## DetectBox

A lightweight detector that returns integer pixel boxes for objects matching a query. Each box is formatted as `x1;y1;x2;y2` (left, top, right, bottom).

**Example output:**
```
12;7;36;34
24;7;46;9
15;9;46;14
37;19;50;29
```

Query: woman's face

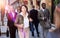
21;6;26;12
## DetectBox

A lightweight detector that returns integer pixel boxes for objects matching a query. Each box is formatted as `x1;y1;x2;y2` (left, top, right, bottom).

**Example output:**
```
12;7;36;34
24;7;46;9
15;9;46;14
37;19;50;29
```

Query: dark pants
9;26;16;38
8;21;16;38
29;22;34;33
29;22;39;36
34;23;39;35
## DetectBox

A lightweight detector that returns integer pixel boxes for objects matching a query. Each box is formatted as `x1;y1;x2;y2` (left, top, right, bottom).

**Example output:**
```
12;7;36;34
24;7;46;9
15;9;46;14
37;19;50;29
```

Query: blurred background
0;0;60;38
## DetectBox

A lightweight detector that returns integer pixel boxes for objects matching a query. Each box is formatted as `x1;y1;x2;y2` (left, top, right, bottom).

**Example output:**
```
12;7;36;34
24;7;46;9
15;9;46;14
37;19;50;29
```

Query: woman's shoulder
17;13;22;16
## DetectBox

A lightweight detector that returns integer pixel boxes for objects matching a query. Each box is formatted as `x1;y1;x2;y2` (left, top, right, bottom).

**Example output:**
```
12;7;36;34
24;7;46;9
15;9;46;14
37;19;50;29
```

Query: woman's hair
20;5;28;12
17;6;21;13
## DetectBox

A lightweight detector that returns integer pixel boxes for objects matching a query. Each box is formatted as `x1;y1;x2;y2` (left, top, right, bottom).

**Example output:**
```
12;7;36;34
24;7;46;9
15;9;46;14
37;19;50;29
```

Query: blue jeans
29;22;34;32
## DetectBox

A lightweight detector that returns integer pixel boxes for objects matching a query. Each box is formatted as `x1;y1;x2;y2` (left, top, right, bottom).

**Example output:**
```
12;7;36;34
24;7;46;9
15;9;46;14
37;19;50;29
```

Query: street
0;24;53;38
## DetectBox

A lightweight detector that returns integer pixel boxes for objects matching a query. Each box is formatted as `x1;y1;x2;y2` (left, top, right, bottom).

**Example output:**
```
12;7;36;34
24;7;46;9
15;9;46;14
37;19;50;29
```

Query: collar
20;12;28;17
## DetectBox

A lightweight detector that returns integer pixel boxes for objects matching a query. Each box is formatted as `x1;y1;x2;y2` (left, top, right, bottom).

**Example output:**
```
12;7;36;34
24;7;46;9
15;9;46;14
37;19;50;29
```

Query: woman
48;3;60;38
15;5;29;38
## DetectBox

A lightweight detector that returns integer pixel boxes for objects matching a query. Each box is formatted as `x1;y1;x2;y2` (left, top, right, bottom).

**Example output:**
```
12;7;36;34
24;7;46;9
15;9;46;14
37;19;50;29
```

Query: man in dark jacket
7;6;17;38
29;5;39;37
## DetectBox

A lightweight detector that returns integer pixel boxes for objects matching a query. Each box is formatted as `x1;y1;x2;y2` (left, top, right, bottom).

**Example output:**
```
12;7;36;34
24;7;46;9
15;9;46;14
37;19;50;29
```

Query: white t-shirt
41;8;45;12
20;12;29;29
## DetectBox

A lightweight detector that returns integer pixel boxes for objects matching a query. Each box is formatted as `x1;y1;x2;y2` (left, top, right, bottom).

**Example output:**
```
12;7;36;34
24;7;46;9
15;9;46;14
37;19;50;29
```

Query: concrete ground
0;24;42;38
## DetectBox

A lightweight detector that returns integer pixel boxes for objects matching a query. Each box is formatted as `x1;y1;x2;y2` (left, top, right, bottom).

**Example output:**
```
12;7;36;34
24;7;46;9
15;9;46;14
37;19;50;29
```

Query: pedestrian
15;5;30;38
7;6;17;38
29;5;39;37
38;3;51;38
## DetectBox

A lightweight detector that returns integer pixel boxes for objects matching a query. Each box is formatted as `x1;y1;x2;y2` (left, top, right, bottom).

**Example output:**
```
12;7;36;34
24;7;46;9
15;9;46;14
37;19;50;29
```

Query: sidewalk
0;24;41;38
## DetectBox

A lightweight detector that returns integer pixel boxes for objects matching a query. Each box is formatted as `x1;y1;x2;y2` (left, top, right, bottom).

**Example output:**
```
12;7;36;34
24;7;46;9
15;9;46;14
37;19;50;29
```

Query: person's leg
9;27;16;38
39;24;44;38
9;27;12;38
43;22;49;38
43;28;45;38
39;22;44;38
44;29;48;38
29;22;34;36
13;28;16;38
34;23;39;37
25;28;29;38
6;28;9;37
40;21;46;38
18;29;24;38
42;23;48;38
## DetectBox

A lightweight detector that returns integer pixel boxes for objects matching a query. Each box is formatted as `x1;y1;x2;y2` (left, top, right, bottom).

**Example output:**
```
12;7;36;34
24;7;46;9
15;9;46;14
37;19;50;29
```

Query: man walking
38;3;50;38
29;5;39;37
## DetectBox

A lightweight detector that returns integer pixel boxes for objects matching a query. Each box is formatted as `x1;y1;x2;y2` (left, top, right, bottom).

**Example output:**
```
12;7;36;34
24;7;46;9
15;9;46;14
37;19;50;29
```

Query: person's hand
18;24;24;29
49;29;54;32
42;17;47;21
42;17;45;20
29;18;33;22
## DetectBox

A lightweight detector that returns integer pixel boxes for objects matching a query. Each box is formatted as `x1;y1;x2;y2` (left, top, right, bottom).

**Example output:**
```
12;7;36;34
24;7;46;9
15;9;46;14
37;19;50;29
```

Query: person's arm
14;14;24;29
28;11;33;22
29;18;33;22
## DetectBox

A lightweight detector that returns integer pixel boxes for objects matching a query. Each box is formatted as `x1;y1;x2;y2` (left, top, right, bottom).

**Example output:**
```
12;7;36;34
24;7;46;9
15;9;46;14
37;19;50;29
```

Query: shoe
32;33;34;37
37;34;39;37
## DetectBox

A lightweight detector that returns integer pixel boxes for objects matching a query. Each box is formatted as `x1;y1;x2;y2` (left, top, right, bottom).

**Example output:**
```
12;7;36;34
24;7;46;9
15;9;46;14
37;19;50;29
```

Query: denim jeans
29;22;34;32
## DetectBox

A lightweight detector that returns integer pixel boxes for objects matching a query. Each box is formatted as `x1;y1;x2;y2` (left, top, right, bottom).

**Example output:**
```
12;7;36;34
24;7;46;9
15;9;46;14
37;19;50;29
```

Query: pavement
0;25;42;38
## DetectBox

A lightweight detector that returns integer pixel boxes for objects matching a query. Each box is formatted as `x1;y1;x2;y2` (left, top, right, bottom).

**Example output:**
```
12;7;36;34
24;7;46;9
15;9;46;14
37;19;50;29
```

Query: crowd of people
5;2;58;38
5;3;51;38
